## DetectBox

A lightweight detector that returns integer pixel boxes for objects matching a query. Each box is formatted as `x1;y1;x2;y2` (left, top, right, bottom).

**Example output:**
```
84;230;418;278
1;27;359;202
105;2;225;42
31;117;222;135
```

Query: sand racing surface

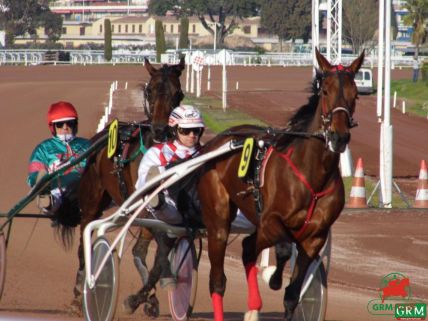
0;63;426;321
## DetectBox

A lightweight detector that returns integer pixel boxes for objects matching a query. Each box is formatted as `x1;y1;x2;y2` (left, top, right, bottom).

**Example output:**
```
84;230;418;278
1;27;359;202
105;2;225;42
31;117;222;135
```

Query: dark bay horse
67;57;185;311
195;49;364;321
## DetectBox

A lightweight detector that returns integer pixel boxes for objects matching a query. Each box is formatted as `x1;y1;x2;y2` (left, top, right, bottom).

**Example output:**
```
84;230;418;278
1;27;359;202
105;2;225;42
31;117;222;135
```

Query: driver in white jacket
135;105;205;224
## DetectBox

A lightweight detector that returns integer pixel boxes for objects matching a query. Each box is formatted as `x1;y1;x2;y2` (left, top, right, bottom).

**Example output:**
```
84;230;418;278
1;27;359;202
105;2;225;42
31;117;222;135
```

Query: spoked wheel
292;261;327;321
83;236;120;321
168;237;198;321
0;232;6;299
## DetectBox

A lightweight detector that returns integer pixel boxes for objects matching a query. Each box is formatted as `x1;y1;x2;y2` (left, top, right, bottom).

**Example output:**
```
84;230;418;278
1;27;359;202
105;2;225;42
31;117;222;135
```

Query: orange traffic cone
414;160;428;208
347;157;368;208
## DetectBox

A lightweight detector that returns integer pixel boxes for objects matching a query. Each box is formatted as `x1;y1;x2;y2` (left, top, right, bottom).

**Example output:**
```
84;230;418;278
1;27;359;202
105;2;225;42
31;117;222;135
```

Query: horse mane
275;72;323;148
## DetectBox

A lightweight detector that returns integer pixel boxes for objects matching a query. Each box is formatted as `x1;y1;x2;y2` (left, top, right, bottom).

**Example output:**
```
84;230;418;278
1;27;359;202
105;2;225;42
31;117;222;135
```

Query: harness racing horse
196;49;364;321
68;57;185;312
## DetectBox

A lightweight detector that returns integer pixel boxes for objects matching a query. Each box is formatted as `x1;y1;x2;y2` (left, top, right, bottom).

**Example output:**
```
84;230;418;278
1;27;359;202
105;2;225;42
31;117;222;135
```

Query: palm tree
403;0;428;58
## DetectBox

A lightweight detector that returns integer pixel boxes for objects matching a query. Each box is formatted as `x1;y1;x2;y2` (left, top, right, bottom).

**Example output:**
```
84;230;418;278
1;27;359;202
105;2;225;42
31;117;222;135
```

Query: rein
220;127;324;140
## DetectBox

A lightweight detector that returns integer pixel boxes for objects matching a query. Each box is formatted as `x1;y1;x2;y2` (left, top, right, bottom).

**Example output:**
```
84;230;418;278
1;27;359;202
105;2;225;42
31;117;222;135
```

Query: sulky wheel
0;232;6;299
292;261;327;321
83;236;120;321
168;237;198;321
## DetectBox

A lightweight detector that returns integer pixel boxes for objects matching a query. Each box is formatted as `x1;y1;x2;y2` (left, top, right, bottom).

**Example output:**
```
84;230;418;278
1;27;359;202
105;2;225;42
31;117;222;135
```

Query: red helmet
47;101;78;134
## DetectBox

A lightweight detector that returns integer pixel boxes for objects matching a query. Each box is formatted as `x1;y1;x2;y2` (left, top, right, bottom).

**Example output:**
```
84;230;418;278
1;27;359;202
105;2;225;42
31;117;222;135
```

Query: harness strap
273;146;337;240
115;126;147;201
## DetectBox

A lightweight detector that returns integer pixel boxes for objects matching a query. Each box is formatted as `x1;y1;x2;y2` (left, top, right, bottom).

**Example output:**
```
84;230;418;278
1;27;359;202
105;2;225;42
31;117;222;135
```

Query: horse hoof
143;294;160;318
244;310;259;321
268;272;283;291
123;295;139;315
69;298;83;317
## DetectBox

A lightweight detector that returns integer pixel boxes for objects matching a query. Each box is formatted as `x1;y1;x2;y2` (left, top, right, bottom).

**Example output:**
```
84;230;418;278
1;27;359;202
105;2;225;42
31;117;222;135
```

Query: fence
0;49;417;68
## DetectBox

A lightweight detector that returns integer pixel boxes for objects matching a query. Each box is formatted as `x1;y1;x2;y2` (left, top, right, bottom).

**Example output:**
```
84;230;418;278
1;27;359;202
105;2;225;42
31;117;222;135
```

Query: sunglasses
177;127;202;136
54;120;77;128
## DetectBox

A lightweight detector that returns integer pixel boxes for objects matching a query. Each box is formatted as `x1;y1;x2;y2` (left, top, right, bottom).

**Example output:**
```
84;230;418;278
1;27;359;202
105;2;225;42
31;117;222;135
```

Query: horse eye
323;89;328;95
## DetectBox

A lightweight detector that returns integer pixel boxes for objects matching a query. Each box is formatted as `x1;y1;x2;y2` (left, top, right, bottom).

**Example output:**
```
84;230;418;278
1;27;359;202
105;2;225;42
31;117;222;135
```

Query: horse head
144;57;185;141
315;48;364;153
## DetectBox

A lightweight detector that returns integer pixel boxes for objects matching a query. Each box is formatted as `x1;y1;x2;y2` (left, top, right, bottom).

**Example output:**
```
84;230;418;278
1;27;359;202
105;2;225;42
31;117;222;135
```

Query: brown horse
196;49;364;321
69;57;185;311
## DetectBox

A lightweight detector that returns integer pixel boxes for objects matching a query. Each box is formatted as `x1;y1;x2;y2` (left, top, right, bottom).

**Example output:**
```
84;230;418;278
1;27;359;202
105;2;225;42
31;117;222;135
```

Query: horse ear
349;50;365;74
176;56;185;72
315;47;332;72
144;57;157;76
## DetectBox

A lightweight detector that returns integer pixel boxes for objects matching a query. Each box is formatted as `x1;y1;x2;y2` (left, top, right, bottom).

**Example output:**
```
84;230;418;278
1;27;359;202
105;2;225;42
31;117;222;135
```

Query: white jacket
135;140;198;190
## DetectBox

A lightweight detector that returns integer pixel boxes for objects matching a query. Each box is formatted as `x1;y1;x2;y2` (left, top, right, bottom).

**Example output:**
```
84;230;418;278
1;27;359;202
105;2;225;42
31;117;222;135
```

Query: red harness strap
271;146;337;240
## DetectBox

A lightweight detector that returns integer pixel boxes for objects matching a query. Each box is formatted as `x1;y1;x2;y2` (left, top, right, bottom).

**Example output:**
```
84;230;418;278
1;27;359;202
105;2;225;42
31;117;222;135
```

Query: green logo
367;272;426;320
395;303;426;320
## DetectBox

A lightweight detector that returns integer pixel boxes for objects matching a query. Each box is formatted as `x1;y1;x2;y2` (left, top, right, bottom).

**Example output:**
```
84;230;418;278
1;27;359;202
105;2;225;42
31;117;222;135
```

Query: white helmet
168;105;204;128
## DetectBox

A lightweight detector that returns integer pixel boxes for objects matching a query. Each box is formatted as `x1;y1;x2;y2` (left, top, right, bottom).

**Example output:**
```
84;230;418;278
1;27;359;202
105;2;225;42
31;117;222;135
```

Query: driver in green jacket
27;101;90;219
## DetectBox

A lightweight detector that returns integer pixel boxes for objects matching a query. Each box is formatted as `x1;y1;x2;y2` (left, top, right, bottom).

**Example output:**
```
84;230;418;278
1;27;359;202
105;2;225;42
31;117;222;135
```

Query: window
80;27;85;36
132;24;135;33
99;25;102;33
192;24;195;33
125;24;128;33
62;27;67;34
170;25;174;33
112;25;115;33
178;25;181;33
118;25;122;33
139;24;142;33
243;26;251;34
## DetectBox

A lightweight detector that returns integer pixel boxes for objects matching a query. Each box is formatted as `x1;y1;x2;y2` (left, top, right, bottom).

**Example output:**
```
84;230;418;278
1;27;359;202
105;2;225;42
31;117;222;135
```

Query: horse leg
71;167;110;312
132;227;153;285
241;233;266;321
123;231;175;316
207;228;229;321
283;248;312;321
269;241;293;291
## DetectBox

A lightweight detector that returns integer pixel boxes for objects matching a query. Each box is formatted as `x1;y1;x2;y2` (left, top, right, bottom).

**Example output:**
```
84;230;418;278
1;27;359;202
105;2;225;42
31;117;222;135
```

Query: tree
178;17;189;48
0;0;62;46
155;19;166;62
148;0;259;47
104;18;112;62
148;0;176;15
259;0;311;43
40;10;62;43
403;0;428;58
342;0;378;53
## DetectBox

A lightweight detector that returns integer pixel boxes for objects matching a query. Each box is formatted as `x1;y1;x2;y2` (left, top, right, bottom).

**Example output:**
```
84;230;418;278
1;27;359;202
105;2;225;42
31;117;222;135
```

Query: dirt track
0;64;427;321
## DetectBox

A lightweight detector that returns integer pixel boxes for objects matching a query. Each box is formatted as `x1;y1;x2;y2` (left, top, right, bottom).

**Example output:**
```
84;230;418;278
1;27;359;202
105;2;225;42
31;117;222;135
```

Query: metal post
222;50;227;110
376;0;385;121
381;0;393;207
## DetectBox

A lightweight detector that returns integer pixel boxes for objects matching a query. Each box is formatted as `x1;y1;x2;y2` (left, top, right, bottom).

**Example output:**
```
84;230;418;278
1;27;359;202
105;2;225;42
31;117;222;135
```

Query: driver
27;101;90;222
135;104;205;225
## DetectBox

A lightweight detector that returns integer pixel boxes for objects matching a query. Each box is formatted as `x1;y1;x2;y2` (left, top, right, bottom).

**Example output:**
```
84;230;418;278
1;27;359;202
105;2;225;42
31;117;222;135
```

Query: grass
182;96;267;133
390;79;428;117
184;94;412;208
342;177;411;209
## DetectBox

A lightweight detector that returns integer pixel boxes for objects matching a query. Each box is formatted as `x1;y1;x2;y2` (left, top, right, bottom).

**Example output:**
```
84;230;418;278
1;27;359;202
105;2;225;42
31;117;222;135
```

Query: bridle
318;64;358;139
143;66;184;122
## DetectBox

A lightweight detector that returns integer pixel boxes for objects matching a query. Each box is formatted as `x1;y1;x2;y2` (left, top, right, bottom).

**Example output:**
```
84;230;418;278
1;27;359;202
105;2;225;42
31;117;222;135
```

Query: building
49;0;149;22
15;15;277;50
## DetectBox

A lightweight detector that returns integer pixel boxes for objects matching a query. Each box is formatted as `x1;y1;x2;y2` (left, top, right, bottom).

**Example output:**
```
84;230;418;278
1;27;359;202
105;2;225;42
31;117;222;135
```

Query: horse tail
53;224;75;251
52;193;81;250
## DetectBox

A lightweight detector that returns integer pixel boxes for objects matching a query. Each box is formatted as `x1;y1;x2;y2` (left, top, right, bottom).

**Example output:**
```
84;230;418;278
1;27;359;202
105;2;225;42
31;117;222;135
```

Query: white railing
0;48;417;68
